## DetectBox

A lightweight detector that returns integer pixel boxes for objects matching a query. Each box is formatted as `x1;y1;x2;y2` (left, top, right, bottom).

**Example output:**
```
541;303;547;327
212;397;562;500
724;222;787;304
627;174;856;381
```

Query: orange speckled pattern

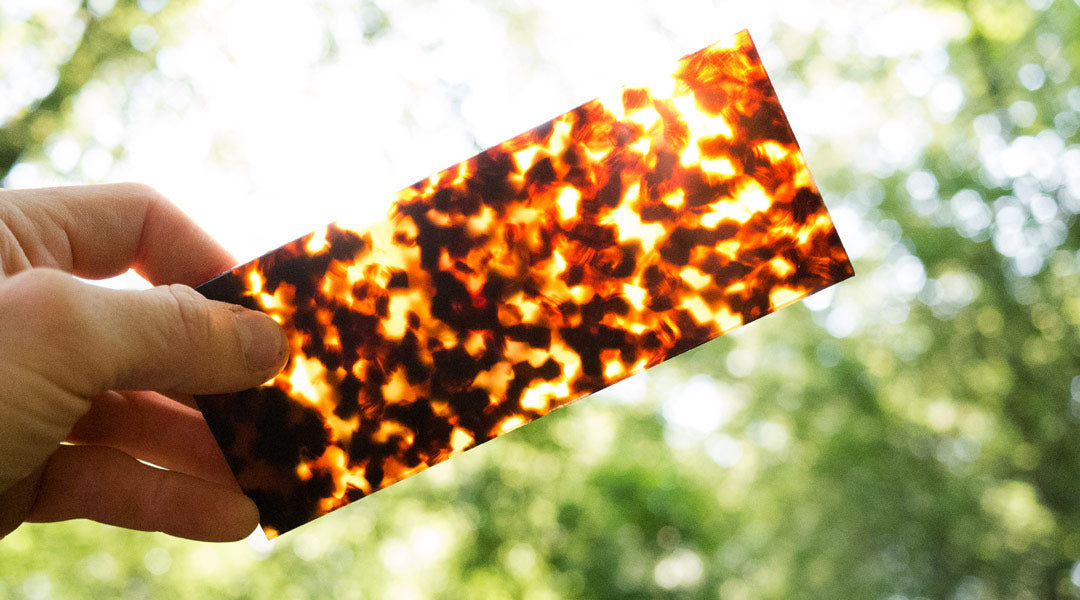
196;30;853;537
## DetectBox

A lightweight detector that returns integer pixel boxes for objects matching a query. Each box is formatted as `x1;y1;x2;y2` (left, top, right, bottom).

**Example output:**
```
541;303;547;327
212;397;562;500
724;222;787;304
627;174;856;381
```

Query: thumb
0;268;288;396
0;268;287;488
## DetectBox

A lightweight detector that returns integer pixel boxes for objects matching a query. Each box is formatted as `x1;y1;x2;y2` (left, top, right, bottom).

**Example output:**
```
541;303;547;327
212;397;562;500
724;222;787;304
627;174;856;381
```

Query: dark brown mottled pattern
196;30;854;537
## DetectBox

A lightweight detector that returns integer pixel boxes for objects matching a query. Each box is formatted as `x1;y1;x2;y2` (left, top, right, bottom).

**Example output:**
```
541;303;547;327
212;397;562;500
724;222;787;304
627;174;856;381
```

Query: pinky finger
26;445;259;543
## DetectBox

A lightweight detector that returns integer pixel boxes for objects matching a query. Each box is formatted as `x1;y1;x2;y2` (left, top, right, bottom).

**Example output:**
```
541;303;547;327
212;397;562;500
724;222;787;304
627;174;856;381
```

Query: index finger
0;183;235;286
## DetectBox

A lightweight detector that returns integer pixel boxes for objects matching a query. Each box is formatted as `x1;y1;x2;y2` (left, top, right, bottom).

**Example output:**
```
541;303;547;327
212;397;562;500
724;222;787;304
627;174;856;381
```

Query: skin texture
0;183;289;542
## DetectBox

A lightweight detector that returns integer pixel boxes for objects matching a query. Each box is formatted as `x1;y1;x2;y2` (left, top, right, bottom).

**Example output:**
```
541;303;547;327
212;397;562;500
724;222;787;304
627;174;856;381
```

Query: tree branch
0;1;148;183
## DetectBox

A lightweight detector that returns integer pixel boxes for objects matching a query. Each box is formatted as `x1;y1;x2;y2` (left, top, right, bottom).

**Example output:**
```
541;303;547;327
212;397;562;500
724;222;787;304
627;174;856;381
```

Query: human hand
0;183;288;542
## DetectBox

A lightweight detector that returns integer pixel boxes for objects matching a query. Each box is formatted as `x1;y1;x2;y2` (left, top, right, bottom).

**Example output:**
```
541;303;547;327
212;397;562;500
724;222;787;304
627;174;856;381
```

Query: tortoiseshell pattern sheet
196;30;854;537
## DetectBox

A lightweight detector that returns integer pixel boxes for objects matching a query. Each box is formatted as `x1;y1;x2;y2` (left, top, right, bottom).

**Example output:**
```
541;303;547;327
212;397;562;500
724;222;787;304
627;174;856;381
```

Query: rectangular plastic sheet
196;30;854;537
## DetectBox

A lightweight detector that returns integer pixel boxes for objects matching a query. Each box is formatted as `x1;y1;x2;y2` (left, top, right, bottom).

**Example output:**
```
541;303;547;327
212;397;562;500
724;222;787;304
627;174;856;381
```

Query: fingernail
234;309;287;372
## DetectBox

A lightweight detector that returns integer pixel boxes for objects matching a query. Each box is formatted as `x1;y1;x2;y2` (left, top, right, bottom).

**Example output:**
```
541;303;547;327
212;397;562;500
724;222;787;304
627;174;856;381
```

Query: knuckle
159;283;215;343
0;270;108;394
118;182;167;205
132;468;169;531
0;269;82;336
1;268;75;310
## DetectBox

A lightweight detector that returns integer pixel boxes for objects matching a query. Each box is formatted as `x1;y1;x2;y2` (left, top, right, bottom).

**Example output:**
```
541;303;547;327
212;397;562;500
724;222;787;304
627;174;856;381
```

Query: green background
1;0;1079;597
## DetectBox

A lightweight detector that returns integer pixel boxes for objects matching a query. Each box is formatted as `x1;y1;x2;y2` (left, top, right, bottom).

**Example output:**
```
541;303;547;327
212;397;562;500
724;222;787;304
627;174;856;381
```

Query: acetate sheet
196;30;854;536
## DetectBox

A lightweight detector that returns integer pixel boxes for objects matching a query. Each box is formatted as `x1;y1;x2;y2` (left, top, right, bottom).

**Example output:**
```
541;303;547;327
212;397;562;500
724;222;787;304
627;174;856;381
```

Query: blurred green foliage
0;0;191;180
1;0;1078;598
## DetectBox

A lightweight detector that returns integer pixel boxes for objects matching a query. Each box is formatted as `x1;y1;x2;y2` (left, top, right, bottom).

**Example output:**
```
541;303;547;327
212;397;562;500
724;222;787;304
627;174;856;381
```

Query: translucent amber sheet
196;30;854;536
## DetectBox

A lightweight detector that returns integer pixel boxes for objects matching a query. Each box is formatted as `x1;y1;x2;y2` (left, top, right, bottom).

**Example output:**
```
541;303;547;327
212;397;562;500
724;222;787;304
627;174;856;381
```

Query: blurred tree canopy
0;0;192;181
1;0;1078;599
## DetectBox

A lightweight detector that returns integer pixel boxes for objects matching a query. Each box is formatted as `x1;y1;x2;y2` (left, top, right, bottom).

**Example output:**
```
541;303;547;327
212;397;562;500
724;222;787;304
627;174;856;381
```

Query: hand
0;183;288;542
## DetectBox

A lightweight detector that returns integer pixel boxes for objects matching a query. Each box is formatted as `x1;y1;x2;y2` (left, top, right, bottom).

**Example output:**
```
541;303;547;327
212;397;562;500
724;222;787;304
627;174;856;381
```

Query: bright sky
3;0;973;268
